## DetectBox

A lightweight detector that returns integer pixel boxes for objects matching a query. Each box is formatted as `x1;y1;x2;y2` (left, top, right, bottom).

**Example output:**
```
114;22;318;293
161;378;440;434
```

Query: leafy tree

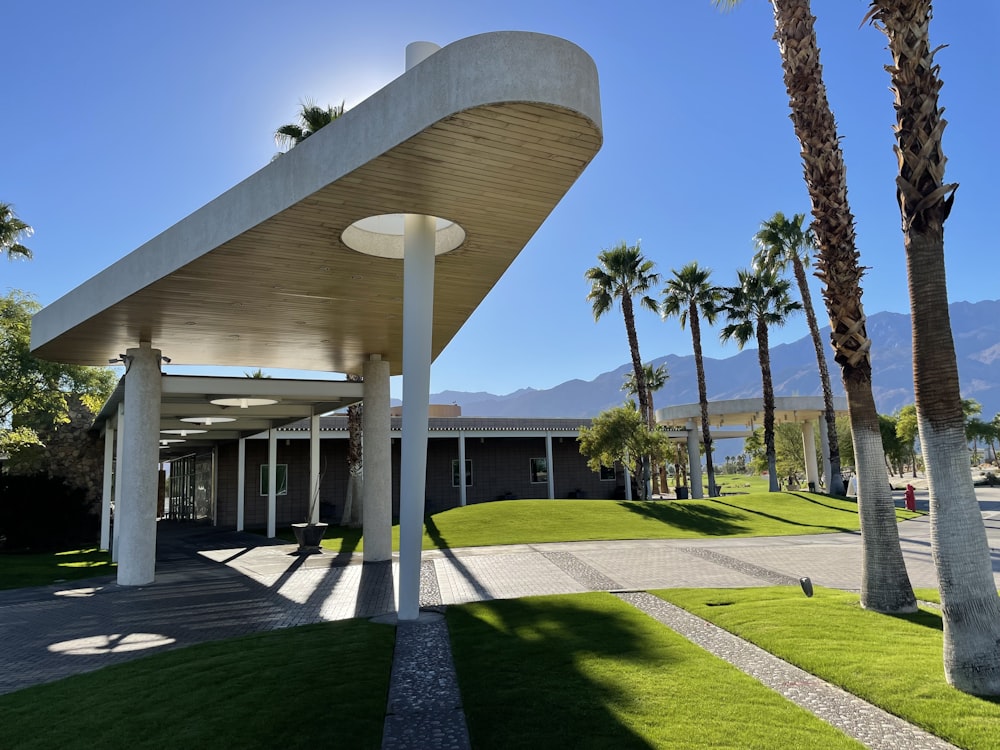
0;291;116;454
867;0;1000;692
578;406;671;491
0;202;33;263
662;262;722;497
753;211;844;495
879;413;906;476
585;241;660;498
836;415;855;473
714;0;917;617
718;266;800;492
274;100;345;153
622;363;668;494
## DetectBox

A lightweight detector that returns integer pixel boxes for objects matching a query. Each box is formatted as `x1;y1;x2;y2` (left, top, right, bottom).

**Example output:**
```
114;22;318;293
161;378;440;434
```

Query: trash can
808;482;816;492
675;486;689;500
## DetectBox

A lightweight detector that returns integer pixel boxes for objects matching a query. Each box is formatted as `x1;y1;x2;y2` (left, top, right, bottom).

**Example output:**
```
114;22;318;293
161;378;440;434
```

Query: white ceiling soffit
31;32;603;376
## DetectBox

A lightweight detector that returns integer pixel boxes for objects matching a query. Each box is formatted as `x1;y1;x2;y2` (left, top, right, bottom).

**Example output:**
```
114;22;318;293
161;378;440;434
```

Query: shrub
0;474;98;552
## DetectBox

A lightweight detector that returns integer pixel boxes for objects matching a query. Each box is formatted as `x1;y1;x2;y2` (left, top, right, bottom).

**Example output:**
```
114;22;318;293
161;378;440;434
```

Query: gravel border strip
680;546;802;586
617;591;959;750
381;615;471;750
542;550;623;590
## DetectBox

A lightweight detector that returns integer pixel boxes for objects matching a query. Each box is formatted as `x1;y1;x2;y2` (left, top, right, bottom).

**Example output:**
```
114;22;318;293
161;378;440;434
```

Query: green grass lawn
655;586;1000;750
0;547;115;590
314;491;919;552
447;592;863;749
0;618;394;750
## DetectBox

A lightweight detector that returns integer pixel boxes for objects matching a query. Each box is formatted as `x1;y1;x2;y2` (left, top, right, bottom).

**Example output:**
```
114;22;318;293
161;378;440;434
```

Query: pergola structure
31;32;603;620
656;395;849;497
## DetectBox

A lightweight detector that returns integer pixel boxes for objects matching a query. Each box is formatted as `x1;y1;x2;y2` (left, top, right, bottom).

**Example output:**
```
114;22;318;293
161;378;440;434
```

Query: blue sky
5;1;997;401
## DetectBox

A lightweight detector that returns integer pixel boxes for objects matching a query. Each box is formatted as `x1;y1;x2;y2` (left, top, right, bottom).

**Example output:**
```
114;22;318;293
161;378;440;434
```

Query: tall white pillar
267;428;277;538
818;414;832;492
545;433;555;499
236;437;246;531
686;421;703;499
458;432;467;507
801;420;820;491
100;420;115;550
112;402;125;561
398;212;435;620
117;342;161;586
309;411;321;524
363;355;392;560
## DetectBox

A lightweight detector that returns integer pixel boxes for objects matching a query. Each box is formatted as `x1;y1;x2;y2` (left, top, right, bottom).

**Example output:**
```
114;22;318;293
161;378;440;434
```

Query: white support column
117;342;162;586
398;212;436;621
363;355;392;561
686;421;703;499
545;433;555;499
818;414;832;492
236;437;246;531
112;402;125;561
100;420;115;551
802;420;820;491
309;411;321;524
267;428;277;538
458;431;467;507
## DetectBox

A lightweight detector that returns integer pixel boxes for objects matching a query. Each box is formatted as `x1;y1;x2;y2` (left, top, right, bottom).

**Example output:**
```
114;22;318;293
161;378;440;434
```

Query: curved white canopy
31;32;603;376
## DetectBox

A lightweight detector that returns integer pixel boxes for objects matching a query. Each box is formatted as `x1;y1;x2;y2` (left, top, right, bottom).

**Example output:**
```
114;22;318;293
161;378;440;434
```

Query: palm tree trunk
872;0;1000;694
791;256;843;494
622;295;651;499
756;319;779;492
846;376;916;612
769;0;915;612
690;306;717;496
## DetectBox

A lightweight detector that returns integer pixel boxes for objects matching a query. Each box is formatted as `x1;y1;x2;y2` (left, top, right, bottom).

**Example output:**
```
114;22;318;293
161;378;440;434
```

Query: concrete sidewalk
1;494;998;746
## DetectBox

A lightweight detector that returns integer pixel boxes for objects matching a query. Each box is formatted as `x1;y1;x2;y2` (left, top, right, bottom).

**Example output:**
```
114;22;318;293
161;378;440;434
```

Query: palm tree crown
0;202;33;262
274;101;345;152
718;267;800;348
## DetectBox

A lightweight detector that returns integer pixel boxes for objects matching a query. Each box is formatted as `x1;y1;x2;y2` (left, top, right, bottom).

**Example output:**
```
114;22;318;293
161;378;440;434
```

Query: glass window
259;464;288;496
600;464;616;481
530;457;548;484
452;459;473;487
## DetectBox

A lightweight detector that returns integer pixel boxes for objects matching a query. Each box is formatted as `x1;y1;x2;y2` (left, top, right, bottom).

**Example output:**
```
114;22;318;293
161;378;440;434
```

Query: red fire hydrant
904;484;916;511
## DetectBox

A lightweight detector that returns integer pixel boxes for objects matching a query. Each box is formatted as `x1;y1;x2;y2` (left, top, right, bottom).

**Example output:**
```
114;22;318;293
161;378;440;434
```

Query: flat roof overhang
656;396;849;435
94;374;365;458
30;32;603;374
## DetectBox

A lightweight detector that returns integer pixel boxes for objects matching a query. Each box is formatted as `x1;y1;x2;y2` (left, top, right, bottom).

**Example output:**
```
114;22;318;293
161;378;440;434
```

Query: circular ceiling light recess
209;397;279;408
342;214;465;259
160;429;207;437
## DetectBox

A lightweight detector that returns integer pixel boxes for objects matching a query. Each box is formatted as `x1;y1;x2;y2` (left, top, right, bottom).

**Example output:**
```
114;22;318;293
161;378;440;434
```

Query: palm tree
1;202;33;263
662;262;722;497
718;267;800;492
586;241;660;499
867;0;1000;695
713;0;917;616
753;212;845;496
274;100;345;153
622;363;668;416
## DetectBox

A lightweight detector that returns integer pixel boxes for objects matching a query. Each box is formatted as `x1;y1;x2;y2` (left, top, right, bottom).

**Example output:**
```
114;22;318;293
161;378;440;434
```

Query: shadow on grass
784;492;862;514
709;498;855;533
616;501;750;536
448;594;661;749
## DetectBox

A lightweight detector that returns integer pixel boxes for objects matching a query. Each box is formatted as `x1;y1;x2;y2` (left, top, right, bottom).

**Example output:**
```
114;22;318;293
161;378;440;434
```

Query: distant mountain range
432;299;1000;420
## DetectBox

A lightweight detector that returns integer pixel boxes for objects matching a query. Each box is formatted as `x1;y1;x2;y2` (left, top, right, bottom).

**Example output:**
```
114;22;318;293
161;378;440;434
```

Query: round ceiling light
160;429;208;437
209;397;279;408
179;416;237;426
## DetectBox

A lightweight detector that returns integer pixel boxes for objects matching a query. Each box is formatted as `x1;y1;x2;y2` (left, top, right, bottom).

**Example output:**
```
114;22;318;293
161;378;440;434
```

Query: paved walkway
2;490;998;748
